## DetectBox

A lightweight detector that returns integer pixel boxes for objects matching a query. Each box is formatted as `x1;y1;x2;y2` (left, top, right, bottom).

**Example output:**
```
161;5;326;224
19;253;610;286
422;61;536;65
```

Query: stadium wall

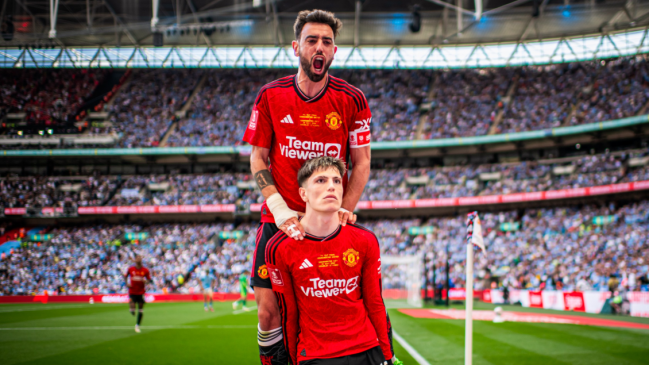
484;289;649;318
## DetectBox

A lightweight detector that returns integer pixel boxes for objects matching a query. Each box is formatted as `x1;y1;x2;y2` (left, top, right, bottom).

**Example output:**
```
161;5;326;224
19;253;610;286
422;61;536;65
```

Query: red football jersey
265;223;392;363
242;75;372;222
125;266;151;295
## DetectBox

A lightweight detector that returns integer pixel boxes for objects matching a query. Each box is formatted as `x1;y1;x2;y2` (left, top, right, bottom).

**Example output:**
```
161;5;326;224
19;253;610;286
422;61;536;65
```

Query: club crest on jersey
258;264;269;279
342;248;360;267
325;112;343;130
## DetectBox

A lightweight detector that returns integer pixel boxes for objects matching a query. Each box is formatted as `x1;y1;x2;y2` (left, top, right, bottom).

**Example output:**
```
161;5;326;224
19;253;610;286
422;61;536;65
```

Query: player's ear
292;40;299;57
299;186;307;202
334;45;337;55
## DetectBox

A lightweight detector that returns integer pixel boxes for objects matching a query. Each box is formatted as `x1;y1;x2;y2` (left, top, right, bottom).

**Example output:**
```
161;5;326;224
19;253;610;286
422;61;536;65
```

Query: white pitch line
0;325;257;331
392;330;431;365
0;305;95;313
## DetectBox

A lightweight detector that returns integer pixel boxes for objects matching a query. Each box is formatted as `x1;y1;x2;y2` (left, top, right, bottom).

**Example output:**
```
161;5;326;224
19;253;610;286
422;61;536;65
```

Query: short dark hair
297;156;346;187
294;9;343;41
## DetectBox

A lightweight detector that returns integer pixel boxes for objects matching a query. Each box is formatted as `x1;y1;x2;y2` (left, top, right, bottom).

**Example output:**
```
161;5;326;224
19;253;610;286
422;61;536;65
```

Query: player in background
242;9;373;365
124;255;151;333
233;269;251;311
200;269;215;312
266;157;396;365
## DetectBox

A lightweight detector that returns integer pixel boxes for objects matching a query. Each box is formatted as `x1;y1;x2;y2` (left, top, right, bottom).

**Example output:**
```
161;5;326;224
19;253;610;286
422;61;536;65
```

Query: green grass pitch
1;301;648;364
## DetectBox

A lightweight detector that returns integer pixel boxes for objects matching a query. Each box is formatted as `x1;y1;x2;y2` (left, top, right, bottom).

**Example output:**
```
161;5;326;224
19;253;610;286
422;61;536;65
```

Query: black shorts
298;346;386;365
250;222;280;289
129;294;145;304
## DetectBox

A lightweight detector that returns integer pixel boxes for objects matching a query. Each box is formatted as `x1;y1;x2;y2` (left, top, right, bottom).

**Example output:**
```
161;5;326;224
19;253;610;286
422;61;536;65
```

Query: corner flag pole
465;212;485;365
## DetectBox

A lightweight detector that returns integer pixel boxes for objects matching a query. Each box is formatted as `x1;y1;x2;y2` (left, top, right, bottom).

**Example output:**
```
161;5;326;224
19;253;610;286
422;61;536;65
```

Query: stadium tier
2;149;647;213
1;200;648;296
2;55;649;148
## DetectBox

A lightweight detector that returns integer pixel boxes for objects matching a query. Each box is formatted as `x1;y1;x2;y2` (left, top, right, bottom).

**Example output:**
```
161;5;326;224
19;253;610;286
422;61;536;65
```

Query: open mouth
313;56;325;73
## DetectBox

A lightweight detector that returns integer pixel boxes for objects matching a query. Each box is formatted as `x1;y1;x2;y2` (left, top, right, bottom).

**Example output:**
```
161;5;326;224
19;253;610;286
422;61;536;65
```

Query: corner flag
469;215;486;253
464;211;486;365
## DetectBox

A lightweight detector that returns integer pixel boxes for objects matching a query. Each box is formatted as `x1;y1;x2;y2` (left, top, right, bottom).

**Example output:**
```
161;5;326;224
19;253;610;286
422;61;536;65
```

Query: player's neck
300;207;340;238
296;67;328;98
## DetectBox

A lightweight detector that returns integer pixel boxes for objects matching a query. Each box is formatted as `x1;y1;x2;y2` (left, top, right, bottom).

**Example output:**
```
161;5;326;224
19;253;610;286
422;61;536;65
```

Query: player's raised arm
251;145;305;240
362;235;393;362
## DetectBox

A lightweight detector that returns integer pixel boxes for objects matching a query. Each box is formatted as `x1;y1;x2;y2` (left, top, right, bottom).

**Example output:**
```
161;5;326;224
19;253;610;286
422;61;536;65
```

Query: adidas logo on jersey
281;115;294;124
299;259;313;269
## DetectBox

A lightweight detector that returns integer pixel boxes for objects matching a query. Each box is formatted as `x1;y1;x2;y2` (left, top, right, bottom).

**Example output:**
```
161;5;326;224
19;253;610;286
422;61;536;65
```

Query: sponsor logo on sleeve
299;276;359;298
325;111;343;130
342;248;360;267
279;136;341;159
248;110;259;130
349;118;371;148
257;264;269;279
269;267;284;286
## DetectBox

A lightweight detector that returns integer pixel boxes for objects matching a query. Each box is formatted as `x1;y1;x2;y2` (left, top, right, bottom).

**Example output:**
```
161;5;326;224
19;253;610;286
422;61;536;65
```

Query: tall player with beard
242;9;390;365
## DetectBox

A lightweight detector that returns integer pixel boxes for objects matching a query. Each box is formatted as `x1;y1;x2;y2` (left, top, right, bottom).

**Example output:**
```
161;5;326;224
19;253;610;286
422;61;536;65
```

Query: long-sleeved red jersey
265;223;392;364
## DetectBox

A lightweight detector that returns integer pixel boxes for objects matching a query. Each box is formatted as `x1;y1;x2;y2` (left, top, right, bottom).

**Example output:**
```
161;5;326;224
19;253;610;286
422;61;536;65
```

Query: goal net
381;254;423;308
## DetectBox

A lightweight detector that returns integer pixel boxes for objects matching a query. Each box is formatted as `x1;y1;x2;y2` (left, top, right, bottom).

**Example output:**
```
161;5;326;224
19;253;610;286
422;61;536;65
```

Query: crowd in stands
4;55;648;148
361;200;649;293
2;150;647;209
0;69;107;129
362;150;640;201
0;174;119;208
2;199;647;295
108;173;252;206
0;223;253;296
423;68;514;138
166;70;290;147
109;69;202;147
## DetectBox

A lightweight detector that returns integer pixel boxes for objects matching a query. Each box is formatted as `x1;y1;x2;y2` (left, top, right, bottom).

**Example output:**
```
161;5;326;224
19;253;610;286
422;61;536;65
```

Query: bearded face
294;23;336;83
299;49;334;83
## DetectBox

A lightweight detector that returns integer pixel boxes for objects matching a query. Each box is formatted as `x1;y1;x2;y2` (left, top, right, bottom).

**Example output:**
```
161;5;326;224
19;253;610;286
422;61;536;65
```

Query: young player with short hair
124;255;151;333
266;157;398;365
200;269;215;312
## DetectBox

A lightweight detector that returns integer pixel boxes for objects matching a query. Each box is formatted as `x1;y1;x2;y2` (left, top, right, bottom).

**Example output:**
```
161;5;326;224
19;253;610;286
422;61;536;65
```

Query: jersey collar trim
293;74;329;103
304;225;341;242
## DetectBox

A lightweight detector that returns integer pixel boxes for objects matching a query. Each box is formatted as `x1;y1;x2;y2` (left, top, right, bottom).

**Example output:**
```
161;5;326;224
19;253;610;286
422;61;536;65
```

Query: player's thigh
251;222;280;290
255;286;278;310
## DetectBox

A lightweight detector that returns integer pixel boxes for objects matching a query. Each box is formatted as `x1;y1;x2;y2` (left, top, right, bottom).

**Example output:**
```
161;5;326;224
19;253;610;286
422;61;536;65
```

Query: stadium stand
3;56;649;148
1;149;647;209
2;199;647;295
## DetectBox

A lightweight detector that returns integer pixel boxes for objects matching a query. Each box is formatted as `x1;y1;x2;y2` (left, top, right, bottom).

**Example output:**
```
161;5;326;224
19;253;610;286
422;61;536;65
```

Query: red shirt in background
125;266;151;295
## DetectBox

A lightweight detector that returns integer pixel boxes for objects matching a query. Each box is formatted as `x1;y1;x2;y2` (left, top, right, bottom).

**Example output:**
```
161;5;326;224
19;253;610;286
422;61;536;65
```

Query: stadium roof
0;0;647;47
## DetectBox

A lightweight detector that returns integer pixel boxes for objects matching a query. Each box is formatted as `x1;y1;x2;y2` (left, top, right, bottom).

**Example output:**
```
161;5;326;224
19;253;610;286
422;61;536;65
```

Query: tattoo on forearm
254;169;275;190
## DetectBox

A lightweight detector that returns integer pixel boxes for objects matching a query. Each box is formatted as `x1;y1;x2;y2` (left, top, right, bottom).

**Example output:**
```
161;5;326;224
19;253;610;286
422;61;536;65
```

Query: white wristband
338;208;350;213
266;193;298;228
